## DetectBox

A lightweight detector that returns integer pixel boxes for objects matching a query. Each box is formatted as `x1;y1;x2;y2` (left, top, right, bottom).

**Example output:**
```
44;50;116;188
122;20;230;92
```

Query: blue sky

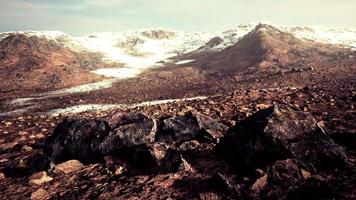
0;0;355;35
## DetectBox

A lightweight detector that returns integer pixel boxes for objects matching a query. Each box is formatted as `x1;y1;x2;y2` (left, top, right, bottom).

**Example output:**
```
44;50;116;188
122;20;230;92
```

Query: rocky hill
0;34;106;93
188;24;354;75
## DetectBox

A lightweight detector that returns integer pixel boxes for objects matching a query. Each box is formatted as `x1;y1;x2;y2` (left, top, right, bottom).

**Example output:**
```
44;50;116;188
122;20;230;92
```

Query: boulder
256;159;306;199
157;112;227;144
99;113;157;154
43;117;111;163
217;104;348;173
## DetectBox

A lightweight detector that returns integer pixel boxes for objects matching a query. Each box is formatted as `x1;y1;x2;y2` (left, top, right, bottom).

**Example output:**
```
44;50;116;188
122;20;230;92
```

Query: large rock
99;113;157;154
217;104;348;173
43;117;111;163
157;112;227;144
254;159;306;199
43;112;217;172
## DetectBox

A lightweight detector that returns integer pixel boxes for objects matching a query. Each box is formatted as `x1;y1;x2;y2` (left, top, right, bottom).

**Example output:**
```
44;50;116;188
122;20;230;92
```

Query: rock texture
217;104;348;173
42;112;226;174
43;118;111;163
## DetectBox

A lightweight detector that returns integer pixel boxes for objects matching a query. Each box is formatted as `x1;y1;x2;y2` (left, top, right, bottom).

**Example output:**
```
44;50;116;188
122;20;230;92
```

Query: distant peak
253;23;282;33
141;29;176;39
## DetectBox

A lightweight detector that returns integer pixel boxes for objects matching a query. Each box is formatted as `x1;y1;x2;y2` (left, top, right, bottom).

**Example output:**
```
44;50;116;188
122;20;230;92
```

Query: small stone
0;172;5;179
35;134;45;139
30;188;48;200
255;169;264;177
301;169;311;180
251;174;267;192
54;160;84;174
243;177;250;182
114;166;125;176
22;145;33;152
4;121;12;126
256;103;271;110
29;171;53;186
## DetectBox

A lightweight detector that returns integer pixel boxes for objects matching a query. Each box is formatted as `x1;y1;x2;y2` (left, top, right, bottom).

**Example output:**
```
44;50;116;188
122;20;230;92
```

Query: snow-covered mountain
0;31;87;51
1;23;355;75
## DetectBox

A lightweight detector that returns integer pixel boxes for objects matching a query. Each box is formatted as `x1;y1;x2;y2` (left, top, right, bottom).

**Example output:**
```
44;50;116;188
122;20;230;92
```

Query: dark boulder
43;117;111;164
217;104;348;173
256;159;307;199
99;113;157;154
157;112;227;144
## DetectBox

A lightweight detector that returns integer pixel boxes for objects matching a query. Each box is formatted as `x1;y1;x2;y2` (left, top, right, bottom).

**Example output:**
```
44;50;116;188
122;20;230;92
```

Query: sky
0;0;355;35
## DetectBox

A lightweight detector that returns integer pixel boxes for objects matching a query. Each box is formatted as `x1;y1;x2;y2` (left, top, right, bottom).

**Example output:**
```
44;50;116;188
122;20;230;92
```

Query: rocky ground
0;24;355;199
0;67;355;199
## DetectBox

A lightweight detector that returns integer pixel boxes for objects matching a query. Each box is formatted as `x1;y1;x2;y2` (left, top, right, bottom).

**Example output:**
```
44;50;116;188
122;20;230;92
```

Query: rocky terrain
0;24;355;199
0;33;119;95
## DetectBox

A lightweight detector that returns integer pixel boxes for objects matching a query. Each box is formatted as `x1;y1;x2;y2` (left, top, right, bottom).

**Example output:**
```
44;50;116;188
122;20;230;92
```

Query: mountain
2;24;355;71
186;24;354;75
0;33;105;93
0;24;355;93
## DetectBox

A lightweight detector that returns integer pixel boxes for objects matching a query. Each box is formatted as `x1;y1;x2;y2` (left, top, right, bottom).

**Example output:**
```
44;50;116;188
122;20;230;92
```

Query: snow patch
44;79;116;96
0;106;37;117
48;96;209;116
175;59;195;65
9;98;36;106
91;68;141;78
48;104;121;116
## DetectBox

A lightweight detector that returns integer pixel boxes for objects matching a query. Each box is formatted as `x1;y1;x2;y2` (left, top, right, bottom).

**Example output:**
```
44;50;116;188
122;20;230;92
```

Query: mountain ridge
186;24;354;75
